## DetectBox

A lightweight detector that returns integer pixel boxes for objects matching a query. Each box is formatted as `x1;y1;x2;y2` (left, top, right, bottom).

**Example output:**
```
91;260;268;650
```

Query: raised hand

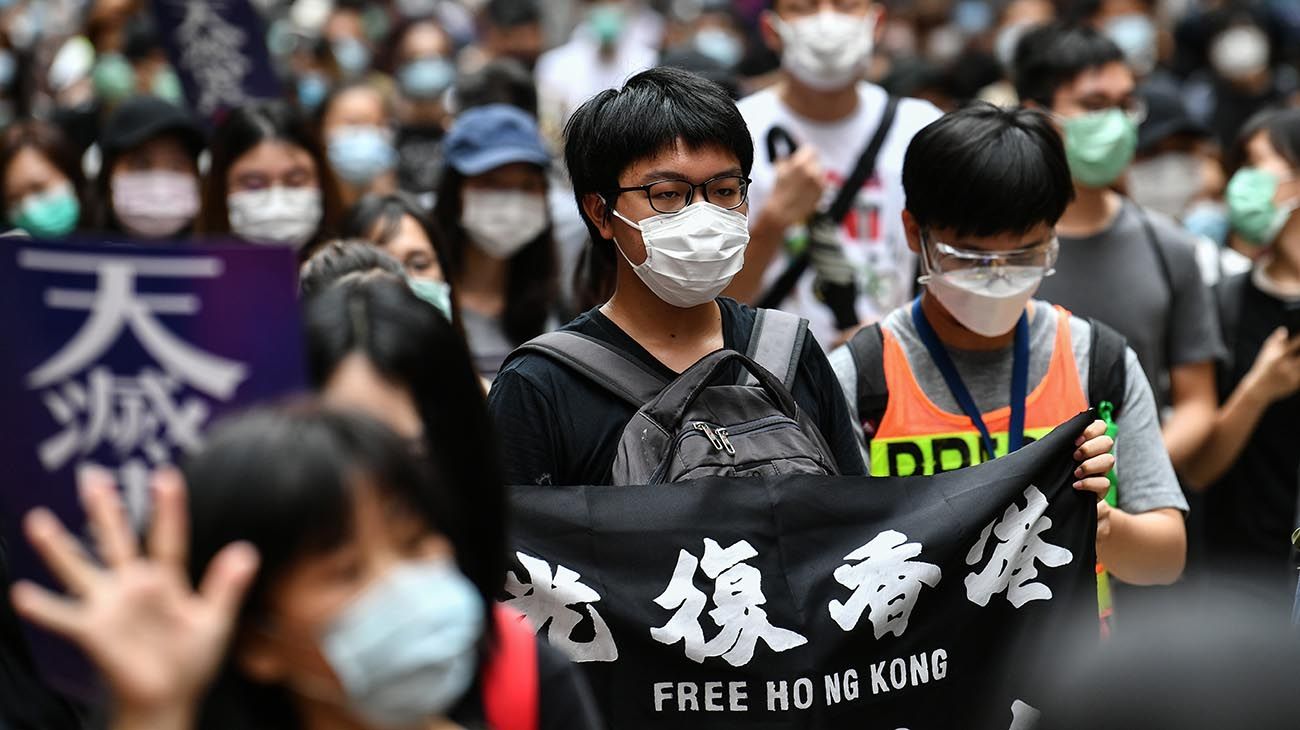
10;469;258;729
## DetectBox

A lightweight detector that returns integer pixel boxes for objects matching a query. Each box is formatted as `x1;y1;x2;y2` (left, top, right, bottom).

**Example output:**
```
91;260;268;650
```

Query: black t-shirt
395;124;444;196
488;298;866;486
451;639;604;729
1206;273;1300;586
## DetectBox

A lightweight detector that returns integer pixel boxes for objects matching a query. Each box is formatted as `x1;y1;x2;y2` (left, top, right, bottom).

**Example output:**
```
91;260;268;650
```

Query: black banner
505;412;1098;730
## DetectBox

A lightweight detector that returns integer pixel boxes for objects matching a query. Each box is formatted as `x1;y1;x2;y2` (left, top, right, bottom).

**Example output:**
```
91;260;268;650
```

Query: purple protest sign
0;238;307;700
151;0;283;124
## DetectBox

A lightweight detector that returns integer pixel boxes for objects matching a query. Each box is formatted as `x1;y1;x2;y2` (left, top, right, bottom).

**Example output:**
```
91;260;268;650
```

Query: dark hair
484;0;541;28
1228;108;1300;175
903;103;1074;237
303;274;505;604
314;80;394;134
298;238;406;296
453;59;538;117
184;402;482;729
344;193;455;290
196;102;343;258
0;120;86;223
1013;22;1126;108
432;166;557;346
563;66;754;306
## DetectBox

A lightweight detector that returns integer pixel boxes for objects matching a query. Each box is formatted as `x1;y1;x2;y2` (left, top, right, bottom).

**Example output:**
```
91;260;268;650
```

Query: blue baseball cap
442;104;551;176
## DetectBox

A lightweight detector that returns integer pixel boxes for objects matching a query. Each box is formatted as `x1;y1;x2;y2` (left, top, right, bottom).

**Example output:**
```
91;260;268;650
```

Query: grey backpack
515;309;841;484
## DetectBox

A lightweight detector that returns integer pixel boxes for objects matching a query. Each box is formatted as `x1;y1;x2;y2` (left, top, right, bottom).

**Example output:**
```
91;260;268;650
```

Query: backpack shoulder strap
1087;316;1129;419
483;605;539;730
746;308;810;390
1133;203;1177;371
512;331;668;408
1214;271;1249;372
847;323;889;425
827;95;900;224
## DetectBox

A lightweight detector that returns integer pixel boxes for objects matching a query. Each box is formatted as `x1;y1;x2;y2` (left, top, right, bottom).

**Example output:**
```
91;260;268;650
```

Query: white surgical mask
461;189;548;259
227;186;322;249
1127;153;1203;219
611;201;749;309
1104;14;1158;76
1210;25;1269;81
320;558;484;728
994;21;1033;70
112;170;199;238
924;260;1044;338
771;10;875;92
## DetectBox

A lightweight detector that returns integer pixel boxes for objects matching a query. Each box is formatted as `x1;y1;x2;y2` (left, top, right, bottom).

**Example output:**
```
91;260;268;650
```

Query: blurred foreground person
10;402;603;730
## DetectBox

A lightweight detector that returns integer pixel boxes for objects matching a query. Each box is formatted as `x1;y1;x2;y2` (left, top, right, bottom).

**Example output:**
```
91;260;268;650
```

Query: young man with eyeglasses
730;0;943;348
830;103;1188;588
488;67;866;487
1014;23;1224;475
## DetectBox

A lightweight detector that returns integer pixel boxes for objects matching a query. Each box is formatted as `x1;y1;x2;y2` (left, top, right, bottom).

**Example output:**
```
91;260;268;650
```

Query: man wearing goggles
830;104;1188;598
1015;23;1224;480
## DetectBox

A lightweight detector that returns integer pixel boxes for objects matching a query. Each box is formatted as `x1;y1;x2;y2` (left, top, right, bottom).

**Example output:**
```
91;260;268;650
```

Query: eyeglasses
611;175;752;215
921;232;1059;279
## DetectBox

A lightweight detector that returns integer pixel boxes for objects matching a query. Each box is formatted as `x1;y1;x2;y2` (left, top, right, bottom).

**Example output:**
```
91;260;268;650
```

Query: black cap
1137;83;1209;154
100;96;206;160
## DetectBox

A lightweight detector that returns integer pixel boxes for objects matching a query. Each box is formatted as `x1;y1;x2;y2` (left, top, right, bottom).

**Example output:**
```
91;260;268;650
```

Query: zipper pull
715;427;736;456
693;422;724;451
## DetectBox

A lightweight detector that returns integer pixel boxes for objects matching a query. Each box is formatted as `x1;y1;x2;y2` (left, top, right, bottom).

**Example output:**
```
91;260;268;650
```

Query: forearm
726;212;786;304
1097;507;1186;585
1182;382;1271;490
1160;397;1217;472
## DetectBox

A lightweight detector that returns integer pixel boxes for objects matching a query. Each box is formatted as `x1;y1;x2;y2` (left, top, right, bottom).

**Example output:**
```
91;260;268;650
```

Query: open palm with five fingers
9;469;259;728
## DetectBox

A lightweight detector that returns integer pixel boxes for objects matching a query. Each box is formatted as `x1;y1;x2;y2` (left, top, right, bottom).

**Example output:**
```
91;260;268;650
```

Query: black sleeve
487;365;564;487
537;642;606;730
799;333;868;476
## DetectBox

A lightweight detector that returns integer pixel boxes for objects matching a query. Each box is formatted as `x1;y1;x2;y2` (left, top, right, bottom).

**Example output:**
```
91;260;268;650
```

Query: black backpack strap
847;323;889;425
511;332;668;408
756;96;900;310
1133;202;1177;372
1213;271;1249;375
745;308;809;390
1087;317;1129;420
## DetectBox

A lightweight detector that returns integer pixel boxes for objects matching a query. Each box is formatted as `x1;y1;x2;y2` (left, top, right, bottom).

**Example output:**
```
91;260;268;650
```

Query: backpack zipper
692;422;726;451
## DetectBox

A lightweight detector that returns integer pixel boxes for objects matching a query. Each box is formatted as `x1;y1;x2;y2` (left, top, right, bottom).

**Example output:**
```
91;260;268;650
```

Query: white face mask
1210;25;1269;81
925;266;1044;338
771;10;875;92
1127;152;1203;219
461;189;548;259
227;186;322;248
611;201;749;309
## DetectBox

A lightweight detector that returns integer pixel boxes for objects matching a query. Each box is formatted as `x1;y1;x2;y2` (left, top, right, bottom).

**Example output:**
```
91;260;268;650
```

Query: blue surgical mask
297;73;329;111
693;29;743;68
408;277;454;321
333;37;371;77
1182;200;1230;248
327;125;397;185
319;558;484;728
398;57;455;101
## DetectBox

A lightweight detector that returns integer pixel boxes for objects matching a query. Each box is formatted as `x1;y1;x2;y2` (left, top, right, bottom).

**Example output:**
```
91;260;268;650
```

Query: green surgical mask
92;53;135;103
408;277;454;321
1063;108;1138;188
10;184;80;238
588;3;626;46
1226;167;1296;247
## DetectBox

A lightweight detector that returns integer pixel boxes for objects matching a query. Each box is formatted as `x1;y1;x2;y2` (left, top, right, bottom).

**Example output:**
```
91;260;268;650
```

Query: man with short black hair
831;103;1188;587
490;67;865;487
480;0;545;71
1013;22;1223;474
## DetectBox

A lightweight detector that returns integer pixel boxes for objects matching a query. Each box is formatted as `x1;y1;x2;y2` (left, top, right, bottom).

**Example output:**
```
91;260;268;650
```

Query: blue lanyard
910;297;1029;461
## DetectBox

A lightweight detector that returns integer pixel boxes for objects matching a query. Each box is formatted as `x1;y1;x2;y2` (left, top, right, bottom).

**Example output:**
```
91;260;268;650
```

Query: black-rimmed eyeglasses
610;175;752;215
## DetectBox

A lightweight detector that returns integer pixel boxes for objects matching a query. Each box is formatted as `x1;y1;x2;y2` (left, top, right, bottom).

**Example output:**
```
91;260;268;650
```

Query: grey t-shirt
828;300;1188;516
1035;199;1225;407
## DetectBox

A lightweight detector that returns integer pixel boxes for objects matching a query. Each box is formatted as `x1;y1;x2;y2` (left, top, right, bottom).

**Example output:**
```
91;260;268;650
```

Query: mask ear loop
916;229;937;287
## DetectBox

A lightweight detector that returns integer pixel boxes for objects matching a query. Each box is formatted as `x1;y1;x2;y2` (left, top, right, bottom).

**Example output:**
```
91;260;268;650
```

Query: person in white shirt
732;0;942;348
535;0;660;138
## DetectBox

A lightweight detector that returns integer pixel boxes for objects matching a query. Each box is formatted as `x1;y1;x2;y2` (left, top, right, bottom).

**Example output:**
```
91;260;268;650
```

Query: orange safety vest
868;305;1088;477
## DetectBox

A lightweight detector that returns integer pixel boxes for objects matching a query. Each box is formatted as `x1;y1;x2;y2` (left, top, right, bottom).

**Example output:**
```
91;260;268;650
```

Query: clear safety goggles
918;232;1059;283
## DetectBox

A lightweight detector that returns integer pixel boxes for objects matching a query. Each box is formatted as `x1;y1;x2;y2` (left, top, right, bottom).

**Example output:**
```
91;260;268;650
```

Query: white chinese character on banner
651;538;807;667
503;552;618;662
965;485;1074;608
21;250;247;523
174;2;252;115
828;530;942;638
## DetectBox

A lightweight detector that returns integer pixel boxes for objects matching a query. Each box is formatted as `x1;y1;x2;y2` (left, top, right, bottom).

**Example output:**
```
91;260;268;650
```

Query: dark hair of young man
1012;22;1126;108
454;58;539;117
563;66;754;305
484;0;541;28
1228;107;1300;174
903;102;1075;238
